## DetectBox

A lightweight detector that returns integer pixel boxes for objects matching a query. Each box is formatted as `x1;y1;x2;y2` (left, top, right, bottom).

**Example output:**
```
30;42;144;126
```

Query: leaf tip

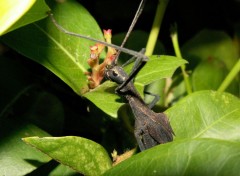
22;136;40;143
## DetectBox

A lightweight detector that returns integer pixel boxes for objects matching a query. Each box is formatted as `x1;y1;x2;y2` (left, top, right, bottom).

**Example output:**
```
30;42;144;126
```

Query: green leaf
84;81;122;118
0;121;51;176
1;0;104;95
192;59;228;91
182;29;239;70
23;136;112;176
84;55;187;118
0;55;64;134
0;0;35;35
134;55;187;85
48;164;79;176
103;91;240;175
103;139;240;176
0;0;49;35
167;90;240;141
24;91;65;135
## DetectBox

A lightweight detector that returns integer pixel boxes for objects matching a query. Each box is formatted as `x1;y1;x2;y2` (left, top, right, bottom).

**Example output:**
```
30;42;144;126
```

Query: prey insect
49;0;174;151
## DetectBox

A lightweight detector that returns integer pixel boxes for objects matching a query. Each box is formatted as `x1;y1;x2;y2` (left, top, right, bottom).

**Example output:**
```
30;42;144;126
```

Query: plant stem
145;0;169;56
218;59;240;92
170;25;192;94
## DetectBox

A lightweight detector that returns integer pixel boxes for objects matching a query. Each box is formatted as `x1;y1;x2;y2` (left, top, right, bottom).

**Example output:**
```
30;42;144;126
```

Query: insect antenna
48;10;148;61
114;0;147;65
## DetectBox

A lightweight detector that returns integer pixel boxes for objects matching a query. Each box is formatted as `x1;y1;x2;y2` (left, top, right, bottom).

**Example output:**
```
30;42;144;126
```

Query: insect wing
147;112;174;144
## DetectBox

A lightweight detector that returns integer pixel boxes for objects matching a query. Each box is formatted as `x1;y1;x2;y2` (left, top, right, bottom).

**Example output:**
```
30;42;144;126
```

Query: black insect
105;63;174;151
49;0;174;151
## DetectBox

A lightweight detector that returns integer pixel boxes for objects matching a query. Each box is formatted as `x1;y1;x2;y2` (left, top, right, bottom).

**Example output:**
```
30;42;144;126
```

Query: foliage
0;0;49;35
0;0;239;175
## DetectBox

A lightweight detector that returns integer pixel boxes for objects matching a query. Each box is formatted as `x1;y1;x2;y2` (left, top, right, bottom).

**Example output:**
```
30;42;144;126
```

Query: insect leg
122;49;146;67
134;118;158;151
142;132;158;150
134;120;146;151
134;129;145;151
116;53;148;92
114;0;147;64
48;12;146;60
144;91;160;109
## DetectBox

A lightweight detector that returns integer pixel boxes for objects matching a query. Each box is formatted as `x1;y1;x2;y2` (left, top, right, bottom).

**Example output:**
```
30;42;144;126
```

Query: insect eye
112;71;118;77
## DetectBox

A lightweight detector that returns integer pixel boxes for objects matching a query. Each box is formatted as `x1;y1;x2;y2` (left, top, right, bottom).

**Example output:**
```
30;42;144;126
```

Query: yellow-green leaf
23;136;112;176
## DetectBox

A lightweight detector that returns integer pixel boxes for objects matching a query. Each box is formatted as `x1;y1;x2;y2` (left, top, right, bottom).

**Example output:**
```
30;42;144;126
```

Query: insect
49;0;174;151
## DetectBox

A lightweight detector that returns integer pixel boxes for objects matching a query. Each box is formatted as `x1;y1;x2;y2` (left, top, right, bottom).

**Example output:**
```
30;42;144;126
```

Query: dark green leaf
0;121;51;176
24;91;64;135
182;29;239;70
1;0;104;95
49;163;79;176
0;56;64;134
23;136;112;176
0;56;34;112
192;59;228;91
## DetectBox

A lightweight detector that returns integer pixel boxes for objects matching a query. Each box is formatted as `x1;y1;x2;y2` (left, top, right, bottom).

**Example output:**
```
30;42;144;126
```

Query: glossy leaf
84;55;187;118
0;122;51;176
103;91;240;175
104;139;240;176
0;0;49;35
1;0;104;95
167;90;240;140
134;55;187;85
23;136;112;176
0;0;35;35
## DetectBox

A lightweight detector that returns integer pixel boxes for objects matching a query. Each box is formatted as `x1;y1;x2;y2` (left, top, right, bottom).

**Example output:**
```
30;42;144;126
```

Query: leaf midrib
34;23;87;72
194;108;239;138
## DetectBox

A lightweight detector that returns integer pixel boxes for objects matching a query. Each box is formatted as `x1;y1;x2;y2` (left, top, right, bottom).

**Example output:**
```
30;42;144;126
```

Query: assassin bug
49;0;174;151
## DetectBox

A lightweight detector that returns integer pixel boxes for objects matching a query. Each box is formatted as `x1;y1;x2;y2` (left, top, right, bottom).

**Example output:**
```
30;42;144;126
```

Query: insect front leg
116;53;148;93
134;128;146;151
134;119;157;151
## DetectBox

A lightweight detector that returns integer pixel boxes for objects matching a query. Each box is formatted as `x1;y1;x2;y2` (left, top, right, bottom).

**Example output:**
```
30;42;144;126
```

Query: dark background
79;0;240;49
